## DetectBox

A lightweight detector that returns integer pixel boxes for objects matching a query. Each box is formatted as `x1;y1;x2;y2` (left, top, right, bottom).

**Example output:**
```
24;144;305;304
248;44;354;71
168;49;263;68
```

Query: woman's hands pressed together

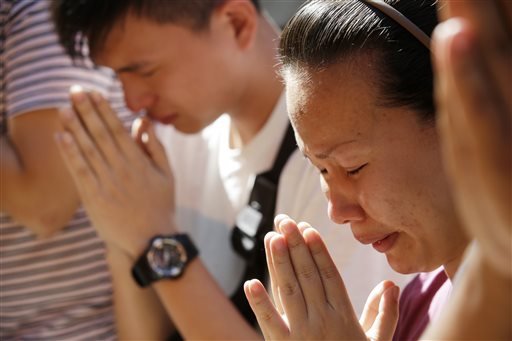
245;214;400;340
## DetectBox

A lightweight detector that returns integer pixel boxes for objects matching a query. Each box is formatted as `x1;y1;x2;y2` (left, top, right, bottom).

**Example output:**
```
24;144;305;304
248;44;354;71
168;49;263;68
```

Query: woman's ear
213;0;259;51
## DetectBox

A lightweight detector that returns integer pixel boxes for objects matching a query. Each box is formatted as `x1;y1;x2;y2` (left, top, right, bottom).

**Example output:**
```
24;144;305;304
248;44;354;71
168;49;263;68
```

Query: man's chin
172;123;203;135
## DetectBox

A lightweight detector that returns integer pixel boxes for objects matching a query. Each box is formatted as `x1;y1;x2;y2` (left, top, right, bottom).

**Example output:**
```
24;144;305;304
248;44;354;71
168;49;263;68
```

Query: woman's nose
327;189;365;225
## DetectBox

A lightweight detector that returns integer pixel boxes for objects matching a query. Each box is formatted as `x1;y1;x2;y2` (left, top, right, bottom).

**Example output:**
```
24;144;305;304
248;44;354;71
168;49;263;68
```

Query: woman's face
285;59;469;276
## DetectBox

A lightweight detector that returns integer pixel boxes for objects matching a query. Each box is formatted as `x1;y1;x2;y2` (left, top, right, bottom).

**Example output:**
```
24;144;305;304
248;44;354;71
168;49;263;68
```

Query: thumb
132;117;171;175
360;280;395;330
367;284;400;341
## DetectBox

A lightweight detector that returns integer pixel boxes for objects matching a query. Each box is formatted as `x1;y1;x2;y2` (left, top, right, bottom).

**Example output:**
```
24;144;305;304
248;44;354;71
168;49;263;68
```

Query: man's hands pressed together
55;86;176;257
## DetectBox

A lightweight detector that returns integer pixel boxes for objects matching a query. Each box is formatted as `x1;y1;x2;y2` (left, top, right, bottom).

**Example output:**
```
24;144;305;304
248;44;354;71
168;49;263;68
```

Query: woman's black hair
280;0;438;121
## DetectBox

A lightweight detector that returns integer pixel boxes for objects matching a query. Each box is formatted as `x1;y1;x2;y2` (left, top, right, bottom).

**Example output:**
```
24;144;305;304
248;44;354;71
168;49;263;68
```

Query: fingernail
432;21;451;71
271;235;287;252
55;131;73;145
297;221;311;233
440;19;476;66
248;279;262;295
91;91;102;105
279;220;295;235
392;286;400;301
70;85;85;102
264;231;278;245
141;132;149;144
274;214;288;227
432;19;469;71
452;31;472;56
451;33;482;84
131;117;143;136
59;107;74;120
244;280;253;295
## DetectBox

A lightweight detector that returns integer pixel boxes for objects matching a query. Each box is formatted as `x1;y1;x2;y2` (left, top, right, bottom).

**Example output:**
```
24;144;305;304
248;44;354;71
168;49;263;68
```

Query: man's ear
214;0;259;51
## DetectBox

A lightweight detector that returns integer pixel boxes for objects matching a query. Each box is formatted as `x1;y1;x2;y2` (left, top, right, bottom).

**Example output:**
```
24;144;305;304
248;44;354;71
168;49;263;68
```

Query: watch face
147;237;188;278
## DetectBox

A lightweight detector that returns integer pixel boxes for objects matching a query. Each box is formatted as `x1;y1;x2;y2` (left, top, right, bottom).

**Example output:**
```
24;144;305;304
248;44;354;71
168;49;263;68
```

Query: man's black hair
52;0;260;60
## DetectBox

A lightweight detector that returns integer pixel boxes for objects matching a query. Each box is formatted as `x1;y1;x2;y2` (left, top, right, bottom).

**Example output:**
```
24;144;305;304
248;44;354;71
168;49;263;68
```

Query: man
51;0;407;339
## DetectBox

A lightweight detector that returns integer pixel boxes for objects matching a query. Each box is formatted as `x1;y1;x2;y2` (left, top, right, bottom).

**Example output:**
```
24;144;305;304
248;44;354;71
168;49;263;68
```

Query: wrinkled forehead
282;60;380;149
284;60;378;119
281;53;382;113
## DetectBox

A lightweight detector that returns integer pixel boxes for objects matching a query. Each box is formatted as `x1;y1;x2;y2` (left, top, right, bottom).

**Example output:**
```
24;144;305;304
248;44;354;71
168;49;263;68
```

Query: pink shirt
393;267;452;341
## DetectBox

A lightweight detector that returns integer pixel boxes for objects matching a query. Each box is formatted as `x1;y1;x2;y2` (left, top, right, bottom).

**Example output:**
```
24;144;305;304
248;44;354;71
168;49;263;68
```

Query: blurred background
261;0;306;28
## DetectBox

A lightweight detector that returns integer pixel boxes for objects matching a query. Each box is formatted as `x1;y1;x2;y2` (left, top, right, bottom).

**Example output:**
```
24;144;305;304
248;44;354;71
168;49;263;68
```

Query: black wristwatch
131;234;199;287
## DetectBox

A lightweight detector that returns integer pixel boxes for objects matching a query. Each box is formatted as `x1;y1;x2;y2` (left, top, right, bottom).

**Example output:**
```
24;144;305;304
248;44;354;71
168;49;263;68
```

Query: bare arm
1;109;80;236
55;88;262;339
106;245;174;340
108;243;260;339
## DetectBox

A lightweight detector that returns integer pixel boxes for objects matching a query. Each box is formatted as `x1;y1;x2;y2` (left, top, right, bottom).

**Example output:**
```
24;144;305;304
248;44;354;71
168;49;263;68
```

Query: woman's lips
372;232;399;253
354;232;400;253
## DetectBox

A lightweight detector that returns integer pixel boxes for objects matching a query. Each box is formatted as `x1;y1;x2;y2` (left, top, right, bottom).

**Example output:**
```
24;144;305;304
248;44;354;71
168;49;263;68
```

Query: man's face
285;60;468;275
94;12;245;133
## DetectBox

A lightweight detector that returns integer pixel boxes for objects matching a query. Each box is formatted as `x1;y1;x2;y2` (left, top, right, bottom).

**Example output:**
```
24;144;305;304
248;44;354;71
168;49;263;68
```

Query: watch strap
132;251;155;287
132;233;198;287
174;234;199;260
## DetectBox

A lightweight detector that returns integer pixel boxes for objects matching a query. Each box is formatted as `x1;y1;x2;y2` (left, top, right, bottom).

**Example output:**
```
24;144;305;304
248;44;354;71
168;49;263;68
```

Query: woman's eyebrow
313;139;358;160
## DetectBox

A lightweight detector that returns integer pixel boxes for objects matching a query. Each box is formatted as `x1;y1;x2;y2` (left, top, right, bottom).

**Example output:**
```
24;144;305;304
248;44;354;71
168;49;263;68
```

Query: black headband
359;0;431;49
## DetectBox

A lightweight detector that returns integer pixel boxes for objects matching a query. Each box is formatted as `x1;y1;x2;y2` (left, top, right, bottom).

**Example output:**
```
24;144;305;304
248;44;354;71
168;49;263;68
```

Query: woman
245;0;511;340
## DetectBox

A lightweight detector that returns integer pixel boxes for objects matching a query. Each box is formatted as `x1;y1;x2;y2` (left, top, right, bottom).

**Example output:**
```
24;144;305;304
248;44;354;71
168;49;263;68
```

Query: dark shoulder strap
230;123;297;326
262;123;297;184
169;124;297;340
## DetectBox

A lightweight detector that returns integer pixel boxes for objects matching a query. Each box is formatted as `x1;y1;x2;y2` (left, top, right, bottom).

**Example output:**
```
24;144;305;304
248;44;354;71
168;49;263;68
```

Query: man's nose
120;79;156;113
124;92;156;113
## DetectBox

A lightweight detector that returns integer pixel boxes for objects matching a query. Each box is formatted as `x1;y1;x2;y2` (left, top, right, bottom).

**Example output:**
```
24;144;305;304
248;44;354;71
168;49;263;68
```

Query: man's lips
156;113;178;125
